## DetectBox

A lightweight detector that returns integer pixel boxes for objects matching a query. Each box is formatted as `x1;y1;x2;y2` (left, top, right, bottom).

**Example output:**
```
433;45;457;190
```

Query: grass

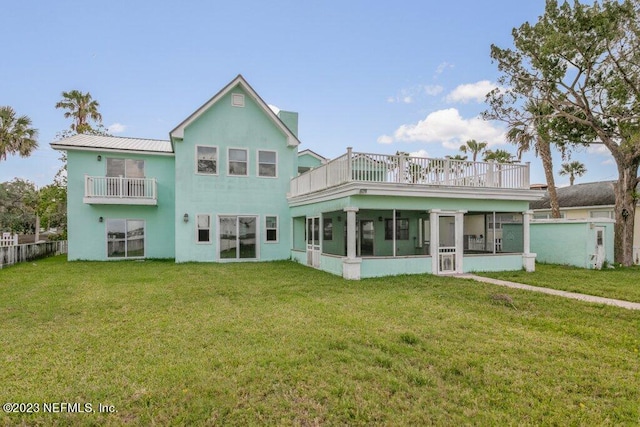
1;256;639;425
478;263;640;303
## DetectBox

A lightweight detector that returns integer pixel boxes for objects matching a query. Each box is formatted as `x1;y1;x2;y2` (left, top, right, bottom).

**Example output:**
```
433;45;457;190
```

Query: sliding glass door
219;216;257;260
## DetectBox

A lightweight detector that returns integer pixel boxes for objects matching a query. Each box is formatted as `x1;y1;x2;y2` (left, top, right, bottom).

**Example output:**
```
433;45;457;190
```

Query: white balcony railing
84;175;157;205
290;148;530;197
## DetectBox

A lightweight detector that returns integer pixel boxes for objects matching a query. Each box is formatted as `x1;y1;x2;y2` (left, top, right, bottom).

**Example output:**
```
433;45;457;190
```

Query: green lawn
1;256;639;425
478;263;640;303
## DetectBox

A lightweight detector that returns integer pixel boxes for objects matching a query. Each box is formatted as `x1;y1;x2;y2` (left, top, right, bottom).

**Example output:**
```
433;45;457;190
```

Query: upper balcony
83;175;157;205
290;148;530;198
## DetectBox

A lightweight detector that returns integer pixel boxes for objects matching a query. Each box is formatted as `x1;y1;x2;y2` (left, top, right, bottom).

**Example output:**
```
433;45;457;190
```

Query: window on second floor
228;148;248;176
589;210;614;219
196;146;217;175
106;158;145;178
258;150;277;177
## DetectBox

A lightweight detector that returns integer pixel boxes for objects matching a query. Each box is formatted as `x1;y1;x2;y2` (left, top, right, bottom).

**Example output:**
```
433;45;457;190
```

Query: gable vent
231;93;245;107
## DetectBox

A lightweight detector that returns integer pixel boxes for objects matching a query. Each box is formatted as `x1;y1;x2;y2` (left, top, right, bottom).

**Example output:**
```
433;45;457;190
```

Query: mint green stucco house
52;75;541;279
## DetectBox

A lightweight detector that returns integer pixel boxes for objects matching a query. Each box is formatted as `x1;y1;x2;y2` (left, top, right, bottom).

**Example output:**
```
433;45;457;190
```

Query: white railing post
524;162;530;189
119;176;123;198
346;147;353;182
487;161;495;187
444;158;450;185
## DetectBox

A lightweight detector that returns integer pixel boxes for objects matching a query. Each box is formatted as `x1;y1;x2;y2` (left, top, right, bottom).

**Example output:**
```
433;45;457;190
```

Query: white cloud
409;149;430;158
446;80;498;104
423;85;444;96
388;84;443;104
384;108;505;147
108;123;126;134
435;61;454;75
587;144;610;155
268;104;280;114
377;135;394;144
602;158;615;165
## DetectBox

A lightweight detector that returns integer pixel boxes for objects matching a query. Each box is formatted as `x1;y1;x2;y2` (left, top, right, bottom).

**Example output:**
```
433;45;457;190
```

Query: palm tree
459;139;488;162
0;106;38;161
559;161;587;186
505;101;561;218
55;90;103;134
483;149;515;163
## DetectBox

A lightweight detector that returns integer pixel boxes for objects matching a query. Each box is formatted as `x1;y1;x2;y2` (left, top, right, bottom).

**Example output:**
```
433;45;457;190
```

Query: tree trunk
613;163;639;266
538;138;561;218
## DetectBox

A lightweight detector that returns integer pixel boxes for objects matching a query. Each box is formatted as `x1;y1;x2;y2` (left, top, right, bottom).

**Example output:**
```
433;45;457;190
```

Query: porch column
429;210;439;274
345;207;359;259
343;207;361;280
522;210;536;272
455;210;466;274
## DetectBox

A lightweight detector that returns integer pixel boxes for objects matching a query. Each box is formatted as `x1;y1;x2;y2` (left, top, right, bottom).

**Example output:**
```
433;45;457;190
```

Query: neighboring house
52;74;542;279
530;180;640;263
297;149;327;174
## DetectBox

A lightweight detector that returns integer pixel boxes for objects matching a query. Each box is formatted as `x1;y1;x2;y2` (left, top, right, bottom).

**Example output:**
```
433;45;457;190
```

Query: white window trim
227;147;249;177
257;149;278;179
589;210;614;219
106;157;146;178
216;214;260;261
231;93;245;107
195;213;212;244
105;218;146;259
265;215;279;243
194;145;218;176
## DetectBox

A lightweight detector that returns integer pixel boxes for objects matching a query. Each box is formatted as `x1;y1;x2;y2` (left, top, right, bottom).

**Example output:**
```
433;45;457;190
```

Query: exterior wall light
99;216;104;223
97;155;102;161
183;213;189;223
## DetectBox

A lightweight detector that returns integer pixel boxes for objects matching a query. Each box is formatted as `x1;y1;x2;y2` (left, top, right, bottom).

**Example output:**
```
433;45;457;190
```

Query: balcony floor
83;197;157;206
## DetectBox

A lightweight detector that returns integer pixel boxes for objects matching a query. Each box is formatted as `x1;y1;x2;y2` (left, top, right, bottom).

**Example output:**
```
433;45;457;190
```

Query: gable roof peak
169;74;300;147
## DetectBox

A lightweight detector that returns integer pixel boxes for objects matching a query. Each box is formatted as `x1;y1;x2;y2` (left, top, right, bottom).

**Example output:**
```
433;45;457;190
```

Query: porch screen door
594;226;605;269
438;215;456;274
306;217;320;268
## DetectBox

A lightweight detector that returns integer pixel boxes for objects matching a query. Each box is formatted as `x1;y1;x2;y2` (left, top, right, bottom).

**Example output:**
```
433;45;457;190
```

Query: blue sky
1;0;616;188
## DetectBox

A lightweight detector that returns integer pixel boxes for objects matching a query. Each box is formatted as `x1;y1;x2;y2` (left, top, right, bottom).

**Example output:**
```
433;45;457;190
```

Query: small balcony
83;175;157;205
289;149;531;198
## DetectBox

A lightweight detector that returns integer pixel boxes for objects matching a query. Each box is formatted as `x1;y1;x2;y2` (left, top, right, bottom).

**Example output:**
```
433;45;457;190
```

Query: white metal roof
51;134;173;154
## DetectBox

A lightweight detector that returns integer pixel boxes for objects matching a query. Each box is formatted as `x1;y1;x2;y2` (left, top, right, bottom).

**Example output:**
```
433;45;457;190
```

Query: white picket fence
1;233;18;247
0;241;68;269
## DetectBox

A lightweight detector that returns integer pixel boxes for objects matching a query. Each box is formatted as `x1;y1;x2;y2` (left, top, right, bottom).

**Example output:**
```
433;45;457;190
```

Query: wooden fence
0;241;68;269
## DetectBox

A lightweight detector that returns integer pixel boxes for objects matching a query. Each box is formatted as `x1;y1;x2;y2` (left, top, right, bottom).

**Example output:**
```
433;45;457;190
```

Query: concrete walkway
458;274;640;311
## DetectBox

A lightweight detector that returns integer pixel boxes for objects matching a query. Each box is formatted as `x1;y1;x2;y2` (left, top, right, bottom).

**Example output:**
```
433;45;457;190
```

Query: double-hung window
196;146;217;174
265;216;278;242
228;148;248;176
197;214;211;243
258;150;277;177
